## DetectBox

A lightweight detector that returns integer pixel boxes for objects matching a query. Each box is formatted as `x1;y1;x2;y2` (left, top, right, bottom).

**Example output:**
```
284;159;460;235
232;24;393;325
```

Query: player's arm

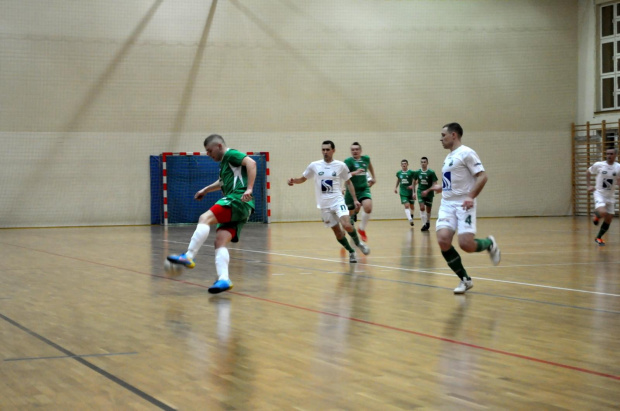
195;179;222;200
394;177;400;193
288;176;307;185
462;171;488;210
367;161;376;186
241;156;257;202
586;167;595;192
346;179;361;209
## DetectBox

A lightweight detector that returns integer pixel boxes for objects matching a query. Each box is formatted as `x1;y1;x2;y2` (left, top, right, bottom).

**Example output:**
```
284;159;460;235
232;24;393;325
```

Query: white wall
0;0;578;227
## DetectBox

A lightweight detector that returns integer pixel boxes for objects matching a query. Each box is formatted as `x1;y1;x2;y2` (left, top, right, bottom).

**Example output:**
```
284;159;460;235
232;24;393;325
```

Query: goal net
150;152;270;225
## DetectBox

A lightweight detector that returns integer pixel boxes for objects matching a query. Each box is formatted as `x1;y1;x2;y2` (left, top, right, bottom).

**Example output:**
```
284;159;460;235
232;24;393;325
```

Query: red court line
4;242;620;382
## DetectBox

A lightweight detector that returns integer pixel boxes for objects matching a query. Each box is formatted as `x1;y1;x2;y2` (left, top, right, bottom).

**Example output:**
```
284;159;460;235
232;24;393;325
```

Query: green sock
441;246;469;280
597;222;610;239
475;238;493;252
348;228;361;246
337;237;355;253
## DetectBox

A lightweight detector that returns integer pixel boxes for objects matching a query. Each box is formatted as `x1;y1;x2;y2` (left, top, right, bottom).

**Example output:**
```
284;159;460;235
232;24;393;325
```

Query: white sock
186;223;210;259
360;211;371;231
405;209;412;220
215;247;230;281
419;211;426;225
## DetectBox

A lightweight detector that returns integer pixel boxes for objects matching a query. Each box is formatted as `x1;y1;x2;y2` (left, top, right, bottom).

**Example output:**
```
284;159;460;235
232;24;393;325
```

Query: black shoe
421;223;430;232
409;219;414;227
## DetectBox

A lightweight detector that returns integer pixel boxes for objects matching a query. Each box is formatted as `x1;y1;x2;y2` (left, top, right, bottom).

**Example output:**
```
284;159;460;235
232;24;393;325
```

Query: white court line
163;240;620;297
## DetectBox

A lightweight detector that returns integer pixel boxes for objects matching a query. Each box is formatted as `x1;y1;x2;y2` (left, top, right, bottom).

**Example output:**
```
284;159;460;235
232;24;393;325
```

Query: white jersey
441;145;485;201
303;160;351;208
588;161;620;198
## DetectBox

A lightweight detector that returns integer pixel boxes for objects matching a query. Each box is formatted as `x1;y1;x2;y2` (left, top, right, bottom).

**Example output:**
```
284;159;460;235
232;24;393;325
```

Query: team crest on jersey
332;171;337;176
442;172;452;191
318;171;324;175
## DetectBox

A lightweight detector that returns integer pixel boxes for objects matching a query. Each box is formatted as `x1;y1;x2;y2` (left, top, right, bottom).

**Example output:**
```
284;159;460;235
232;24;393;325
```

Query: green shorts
417;190;434;207
400;194;415;204
214;196;254;243
345;187;372;210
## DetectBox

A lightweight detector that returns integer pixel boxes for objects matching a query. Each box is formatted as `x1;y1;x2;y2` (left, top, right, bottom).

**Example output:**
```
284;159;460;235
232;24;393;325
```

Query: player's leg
403;200;413;225
208;228;235;294
436;202;473;294
357;196;372;241
340;213;370;256
167;207;221;268
421;202;432;232
456;204;500;265
419;201;426;229
594;202;613;245
332;220;358;262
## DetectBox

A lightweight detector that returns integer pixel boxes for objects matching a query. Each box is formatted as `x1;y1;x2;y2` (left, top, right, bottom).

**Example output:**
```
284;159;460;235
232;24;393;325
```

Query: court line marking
165;240;620;297
5;352;138;362
0;313;175;411
2;241;618;382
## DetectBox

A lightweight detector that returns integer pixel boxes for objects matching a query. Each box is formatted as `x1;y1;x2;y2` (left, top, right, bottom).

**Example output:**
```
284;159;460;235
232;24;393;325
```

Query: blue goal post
150;152;270;225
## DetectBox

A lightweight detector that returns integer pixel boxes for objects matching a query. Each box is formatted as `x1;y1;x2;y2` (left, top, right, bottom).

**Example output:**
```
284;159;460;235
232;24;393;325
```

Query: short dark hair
443;122;463;137
351;141;361;149
401;159;408;163
322;140;335;149
204;134;226;147
421;156;428;161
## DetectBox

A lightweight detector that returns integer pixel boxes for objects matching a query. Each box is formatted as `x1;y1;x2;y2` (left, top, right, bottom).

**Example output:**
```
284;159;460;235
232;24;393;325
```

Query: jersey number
465;215;472;226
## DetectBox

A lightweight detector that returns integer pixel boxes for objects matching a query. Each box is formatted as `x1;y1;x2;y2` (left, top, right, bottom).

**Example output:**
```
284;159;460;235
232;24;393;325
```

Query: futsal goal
572;120;619;216
150;152;270;225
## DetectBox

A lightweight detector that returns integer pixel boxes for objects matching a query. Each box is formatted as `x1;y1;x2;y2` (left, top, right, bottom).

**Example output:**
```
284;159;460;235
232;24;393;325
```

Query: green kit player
416;157;439;232
394;159;417;226
167;134;256;294
344;142;376;241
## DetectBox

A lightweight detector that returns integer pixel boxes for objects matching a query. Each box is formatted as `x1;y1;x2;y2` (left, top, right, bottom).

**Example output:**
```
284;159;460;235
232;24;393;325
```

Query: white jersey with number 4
589;161;620;198
441;145;485;202
303;160;351;208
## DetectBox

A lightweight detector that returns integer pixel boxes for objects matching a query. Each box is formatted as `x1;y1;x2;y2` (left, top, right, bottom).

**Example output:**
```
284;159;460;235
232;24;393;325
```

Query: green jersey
219;149;255;210
416;168;438;192
396;169;417;196
344;155;371;190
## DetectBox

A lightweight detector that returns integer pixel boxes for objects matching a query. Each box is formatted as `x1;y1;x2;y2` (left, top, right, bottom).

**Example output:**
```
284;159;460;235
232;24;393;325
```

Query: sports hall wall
0;1;577;227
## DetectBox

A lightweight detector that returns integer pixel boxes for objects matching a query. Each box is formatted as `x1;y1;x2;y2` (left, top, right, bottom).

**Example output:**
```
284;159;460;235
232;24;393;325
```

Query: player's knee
458;237;476;253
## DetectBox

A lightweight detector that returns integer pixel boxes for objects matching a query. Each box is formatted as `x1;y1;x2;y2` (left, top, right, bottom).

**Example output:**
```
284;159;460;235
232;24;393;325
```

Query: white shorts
436;199;477;234
321;200;349;228
593;191;616;214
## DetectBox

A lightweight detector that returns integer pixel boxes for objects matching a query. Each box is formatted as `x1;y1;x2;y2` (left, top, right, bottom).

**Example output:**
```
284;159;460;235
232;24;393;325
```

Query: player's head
322;140;335;162
420;156;429;169
441;123;463;150
350;142;362;158
605;146;618;163
204;134;227;161
401;159;408;170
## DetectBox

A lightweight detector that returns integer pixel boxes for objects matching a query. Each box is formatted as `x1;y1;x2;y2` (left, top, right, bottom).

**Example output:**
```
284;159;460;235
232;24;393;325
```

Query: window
600;3;620;110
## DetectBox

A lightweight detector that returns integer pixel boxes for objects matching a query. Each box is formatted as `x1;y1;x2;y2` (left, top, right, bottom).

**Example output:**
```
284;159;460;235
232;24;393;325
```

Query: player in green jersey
394;159;417;226
344;142;376;241
167;134;256;294
415;157;439;232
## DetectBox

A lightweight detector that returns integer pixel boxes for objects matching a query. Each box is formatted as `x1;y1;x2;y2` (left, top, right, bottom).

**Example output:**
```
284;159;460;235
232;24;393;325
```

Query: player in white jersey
587;147;620;246
288;140;370;262
422;123;501;294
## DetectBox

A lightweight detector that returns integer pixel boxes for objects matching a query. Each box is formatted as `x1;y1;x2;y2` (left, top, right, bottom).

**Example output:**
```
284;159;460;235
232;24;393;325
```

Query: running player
587;147;620;246
394;159;417;226
288;140;370;262
344;142;376;241
416;157;439;232
166;134;255;294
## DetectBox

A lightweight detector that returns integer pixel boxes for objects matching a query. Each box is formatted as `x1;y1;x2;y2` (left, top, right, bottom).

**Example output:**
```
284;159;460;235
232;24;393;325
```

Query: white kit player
587;147;620;246
288;140;370;262
422;123;500;294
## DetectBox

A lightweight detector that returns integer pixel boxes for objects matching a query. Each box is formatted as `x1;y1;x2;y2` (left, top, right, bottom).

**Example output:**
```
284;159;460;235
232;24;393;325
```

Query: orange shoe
595;238;605;246
358;229;367;242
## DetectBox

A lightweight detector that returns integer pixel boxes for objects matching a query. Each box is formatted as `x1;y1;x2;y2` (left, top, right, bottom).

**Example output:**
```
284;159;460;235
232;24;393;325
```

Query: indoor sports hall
1;1;619;409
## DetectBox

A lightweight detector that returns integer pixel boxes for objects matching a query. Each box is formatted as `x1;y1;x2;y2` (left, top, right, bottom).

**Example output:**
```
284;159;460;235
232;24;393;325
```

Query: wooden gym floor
0;217;619;410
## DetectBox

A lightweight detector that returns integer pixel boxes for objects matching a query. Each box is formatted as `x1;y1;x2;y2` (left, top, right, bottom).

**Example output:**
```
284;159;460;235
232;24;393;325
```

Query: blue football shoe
166;253;195;269
208;279;233;294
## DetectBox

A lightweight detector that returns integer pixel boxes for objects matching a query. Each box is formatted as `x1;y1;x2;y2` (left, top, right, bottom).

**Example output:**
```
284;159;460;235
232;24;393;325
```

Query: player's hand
412;194;417;201
394;188;397;194
354;200;361;210
462;197;474;210
421;189;428;197
195;189;206;200
368;178;375;187
287;178;295;186
241;188;253;202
